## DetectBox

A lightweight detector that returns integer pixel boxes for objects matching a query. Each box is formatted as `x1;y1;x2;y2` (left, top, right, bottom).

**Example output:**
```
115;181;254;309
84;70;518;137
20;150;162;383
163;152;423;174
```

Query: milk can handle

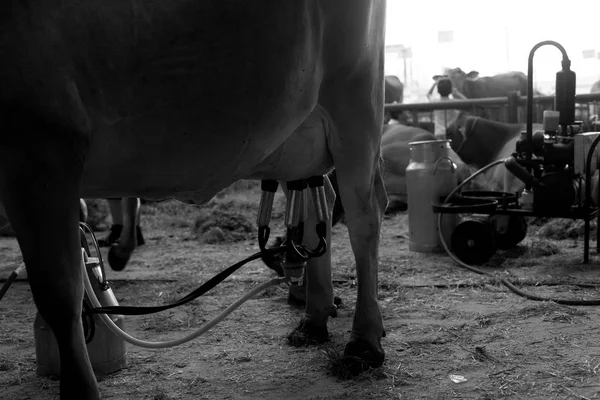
432;156;456;174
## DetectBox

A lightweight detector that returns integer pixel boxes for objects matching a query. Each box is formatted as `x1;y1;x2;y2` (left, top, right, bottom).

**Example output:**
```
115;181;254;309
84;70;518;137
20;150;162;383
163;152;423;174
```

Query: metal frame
385;92;600;127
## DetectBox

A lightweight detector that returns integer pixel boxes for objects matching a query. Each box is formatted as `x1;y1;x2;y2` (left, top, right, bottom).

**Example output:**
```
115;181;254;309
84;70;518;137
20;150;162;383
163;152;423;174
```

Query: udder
244;105;334;181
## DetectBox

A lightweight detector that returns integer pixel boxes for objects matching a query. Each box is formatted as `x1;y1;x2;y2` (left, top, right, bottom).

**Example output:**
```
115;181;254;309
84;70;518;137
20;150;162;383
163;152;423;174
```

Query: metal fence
385;92;600;133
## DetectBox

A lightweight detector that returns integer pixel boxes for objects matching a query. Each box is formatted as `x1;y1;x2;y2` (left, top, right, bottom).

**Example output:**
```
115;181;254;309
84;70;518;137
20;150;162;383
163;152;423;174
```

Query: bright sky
385;0;600;99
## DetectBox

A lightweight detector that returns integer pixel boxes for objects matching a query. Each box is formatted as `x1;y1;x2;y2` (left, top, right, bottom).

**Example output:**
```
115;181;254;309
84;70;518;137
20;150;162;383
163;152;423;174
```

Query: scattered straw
321;345;386;381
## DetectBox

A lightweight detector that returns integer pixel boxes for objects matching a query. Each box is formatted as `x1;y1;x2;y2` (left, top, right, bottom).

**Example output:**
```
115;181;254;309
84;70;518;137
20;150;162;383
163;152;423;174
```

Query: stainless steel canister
406;139;459;252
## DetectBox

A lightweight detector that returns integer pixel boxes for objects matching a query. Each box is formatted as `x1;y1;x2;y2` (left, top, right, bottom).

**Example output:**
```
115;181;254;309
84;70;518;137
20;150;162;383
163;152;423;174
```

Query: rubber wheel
450;218;497;265
491;215;527;249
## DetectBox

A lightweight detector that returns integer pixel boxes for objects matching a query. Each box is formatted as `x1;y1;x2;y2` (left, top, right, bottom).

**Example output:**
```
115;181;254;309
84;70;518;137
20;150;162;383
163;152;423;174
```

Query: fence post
507;91;520;123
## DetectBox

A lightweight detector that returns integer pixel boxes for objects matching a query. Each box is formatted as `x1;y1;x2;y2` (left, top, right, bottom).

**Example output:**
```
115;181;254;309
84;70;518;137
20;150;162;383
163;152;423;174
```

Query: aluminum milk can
406;139;459;252
34;256;127;377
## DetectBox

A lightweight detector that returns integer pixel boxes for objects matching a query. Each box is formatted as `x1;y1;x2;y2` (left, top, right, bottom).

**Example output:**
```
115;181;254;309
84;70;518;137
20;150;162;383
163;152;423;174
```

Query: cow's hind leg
0;139;99;399
322;71;388;372
287;175;337;345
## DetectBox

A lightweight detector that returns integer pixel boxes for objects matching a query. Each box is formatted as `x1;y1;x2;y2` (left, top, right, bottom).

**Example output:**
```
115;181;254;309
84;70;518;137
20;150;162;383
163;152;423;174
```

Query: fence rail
384;92;600;132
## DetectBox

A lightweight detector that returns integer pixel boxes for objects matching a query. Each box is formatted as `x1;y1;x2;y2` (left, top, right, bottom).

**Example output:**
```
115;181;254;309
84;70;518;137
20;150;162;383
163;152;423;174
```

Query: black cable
500;278;600;306
89;246;286;315
0;271;19;301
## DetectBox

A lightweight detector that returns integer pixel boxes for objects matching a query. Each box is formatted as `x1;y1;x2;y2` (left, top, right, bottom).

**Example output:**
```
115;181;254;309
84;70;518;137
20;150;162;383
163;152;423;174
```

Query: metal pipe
383;92;600;114
257;180;278;227
284;180;307;228
307;175;329;223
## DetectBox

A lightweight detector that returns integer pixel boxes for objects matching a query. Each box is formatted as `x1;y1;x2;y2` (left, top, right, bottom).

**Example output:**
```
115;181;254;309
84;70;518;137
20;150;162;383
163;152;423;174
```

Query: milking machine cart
428;40;600;266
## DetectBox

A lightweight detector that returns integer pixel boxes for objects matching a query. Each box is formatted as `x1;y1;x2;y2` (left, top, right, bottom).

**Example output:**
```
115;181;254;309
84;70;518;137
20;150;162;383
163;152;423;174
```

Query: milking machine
1;176;330;377
425;40;600;266
79;176;329;354
257;177;329;283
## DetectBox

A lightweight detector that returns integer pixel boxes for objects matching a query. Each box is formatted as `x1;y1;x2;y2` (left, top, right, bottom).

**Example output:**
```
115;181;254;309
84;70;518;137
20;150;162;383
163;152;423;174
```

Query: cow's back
464;72;528;98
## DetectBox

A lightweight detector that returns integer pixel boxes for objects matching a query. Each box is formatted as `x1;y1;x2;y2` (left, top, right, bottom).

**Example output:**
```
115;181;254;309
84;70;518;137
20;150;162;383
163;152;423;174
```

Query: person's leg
98;198;123;247
108;197;141;271
109;199;123;224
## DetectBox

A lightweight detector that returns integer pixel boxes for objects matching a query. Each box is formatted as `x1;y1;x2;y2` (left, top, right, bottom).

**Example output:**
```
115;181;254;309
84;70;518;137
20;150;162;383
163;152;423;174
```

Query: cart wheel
491;215;527;249
450;218;497;265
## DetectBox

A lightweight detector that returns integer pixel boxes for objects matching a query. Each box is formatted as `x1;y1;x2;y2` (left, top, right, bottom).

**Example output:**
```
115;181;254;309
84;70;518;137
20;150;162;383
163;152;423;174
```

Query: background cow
442;68;529;98
380;124;471;211
385;75;404;104
446;115;543;192
384;75;405;123
330;124;472;224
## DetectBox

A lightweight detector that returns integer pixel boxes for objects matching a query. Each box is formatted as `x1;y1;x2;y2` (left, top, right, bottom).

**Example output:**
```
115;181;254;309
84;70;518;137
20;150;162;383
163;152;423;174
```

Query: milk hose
437;160;600;305
0;262;26;301
83;261;290;348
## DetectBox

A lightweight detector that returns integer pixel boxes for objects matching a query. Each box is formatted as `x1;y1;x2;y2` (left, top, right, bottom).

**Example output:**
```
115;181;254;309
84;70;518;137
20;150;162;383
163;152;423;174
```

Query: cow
446;114;522;170
384;75;404;124
446;115;545;192
0;2;387;399
385;75;404;104
441;68;529;99
329;124;472;223
380;124;471;211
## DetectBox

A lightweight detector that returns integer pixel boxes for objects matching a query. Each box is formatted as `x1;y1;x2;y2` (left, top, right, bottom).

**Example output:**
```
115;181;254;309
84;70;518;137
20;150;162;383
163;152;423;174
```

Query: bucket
34;256;127;377
406;140;459;252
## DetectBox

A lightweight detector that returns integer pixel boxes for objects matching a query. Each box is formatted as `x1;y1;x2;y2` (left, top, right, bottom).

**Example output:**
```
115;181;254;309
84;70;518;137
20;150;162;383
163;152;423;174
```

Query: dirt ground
2;186;600;400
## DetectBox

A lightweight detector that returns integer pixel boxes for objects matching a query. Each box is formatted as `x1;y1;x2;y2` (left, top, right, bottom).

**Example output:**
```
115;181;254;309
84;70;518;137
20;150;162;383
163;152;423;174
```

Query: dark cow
384;75;404;123
446;115;523;169
385;75;404;104
446;116;544;191
331;124;471;222
442;68;528;98
0;2;387;399
380;124;470;211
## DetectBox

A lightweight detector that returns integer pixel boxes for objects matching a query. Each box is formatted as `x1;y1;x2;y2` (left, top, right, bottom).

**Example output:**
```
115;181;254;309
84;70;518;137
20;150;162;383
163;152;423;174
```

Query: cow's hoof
287;317;330;346
342;337;385;375
108;245;132;271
